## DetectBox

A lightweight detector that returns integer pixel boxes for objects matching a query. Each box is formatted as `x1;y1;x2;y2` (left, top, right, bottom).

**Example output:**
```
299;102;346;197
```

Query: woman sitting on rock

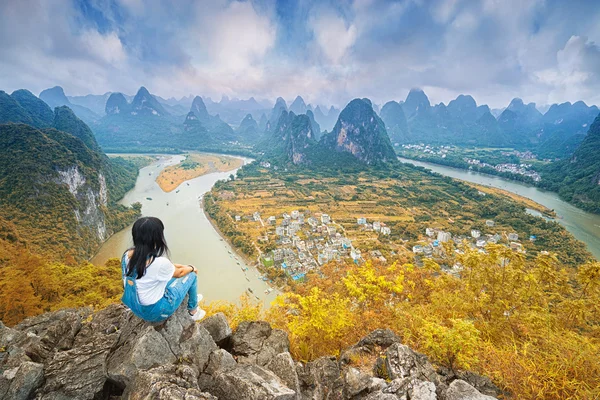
121;216;206;323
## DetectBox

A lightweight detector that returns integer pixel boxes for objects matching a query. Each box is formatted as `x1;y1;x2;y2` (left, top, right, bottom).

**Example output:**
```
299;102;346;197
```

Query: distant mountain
289;96;307;115
39;86;99;125
313;105;340;132
403;89;431;118
536;101;600;158
321;98;396;165
541;112;600;213
268;97;288;130
263;111;318;165
0;90;35;125
238;113;259;137
130;87;168;116
68;93;111;115
380;101;408;144
190;96;210;122
105;93;130;115
258;113;268;132
10;89;54;127
53;106;101;152
306;110;321;140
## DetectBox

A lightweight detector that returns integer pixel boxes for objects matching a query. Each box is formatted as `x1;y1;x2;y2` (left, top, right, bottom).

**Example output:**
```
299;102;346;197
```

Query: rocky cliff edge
0;302;501;400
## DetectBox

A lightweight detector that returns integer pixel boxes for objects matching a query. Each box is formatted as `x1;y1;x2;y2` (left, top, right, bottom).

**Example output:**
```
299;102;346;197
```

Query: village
464;158;542;181
236;205;536;282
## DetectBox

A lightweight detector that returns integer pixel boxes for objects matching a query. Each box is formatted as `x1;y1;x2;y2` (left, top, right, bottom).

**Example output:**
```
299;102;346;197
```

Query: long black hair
127;216;169;279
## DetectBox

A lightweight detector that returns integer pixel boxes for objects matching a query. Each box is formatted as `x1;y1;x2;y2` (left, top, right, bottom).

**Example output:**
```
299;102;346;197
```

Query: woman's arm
172;263;197;278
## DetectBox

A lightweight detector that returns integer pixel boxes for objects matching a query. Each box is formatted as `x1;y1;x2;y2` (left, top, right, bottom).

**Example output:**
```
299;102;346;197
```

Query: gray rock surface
199;312;232;345
446;379;497;400
212;364;296;400
0;306;500;400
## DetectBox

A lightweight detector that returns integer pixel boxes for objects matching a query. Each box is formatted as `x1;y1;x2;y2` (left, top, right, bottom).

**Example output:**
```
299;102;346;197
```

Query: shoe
189;307;206;321
197;293;204;302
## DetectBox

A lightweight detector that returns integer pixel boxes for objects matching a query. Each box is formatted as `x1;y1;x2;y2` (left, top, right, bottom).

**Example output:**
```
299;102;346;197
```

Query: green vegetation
540;114;600;213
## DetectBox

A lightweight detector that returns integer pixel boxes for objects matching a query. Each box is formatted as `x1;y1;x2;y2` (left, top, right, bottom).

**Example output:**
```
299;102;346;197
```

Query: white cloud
309;11;357;64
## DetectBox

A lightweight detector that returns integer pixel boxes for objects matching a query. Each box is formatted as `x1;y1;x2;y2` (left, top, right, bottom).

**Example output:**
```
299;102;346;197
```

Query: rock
232;321;272;356
156;299;194;355
266;352;301;398
343;367;371;398
456;371;501;398
0;361;43;400
297;356;344;400
340;328;400;366
368;377;387;393
446;380;497;400
365;393;398;400
199;313;232;346
211;364;296;400
126;364;217;400
256;329;290;366
179;324;218;373
410;380;437;400
232;321;289;366
356;329;401;350
40;334;117;399
205;349;237;375
381;343;439;383
107;325;176;387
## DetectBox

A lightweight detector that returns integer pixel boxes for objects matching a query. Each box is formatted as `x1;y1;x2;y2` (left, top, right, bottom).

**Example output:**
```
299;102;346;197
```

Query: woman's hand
172;263;196;278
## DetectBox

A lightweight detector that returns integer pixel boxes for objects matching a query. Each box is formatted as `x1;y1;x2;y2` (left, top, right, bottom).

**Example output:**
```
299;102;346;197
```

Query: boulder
456;371;501;398
179;324;218;373
232;321;289;366
107;326;176;387
199;313;232;346
0;361;43;400
297;356;344;400
211;364;296;400
410;380;437;400
156;300;194;355
446;379;497;400
340;328;400;366
126;364;217;400
205;349;237;375
343;367;371;398
381;343;439;383
266;352;301;399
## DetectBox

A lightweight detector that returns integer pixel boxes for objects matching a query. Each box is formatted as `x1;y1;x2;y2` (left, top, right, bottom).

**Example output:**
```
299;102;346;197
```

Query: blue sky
1;0;599;108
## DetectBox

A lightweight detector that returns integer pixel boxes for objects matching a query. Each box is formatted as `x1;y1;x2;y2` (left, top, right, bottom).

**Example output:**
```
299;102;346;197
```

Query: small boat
236;262;240;265
176;190;180;193
146;197;153;201
166;202;169;206
245;277;250;282
247;288;254;294
186;183;190;186
255;296;260;300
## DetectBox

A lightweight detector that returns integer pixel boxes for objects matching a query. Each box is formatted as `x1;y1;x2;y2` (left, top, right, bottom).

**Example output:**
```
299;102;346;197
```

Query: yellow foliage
203;294;264;330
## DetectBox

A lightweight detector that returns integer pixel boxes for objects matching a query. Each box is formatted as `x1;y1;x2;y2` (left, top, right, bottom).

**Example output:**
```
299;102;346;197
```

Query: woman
121;216;206;323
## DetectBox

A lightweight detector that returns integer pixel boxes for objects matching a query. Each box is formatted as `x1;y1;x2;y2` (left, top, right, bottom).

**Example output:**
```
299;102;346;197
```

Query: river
92;154;279;305
398;157;600;259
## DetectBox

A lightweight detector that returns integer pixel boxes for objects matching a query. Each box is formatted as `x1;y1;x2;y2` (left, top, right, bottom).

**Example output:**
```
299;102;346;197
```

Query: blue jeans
121;254;199;323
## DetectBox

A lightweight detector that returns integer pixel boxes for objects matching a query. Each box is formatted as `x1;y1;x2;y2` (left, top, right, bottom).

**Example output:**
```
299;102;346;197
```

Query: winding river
92;154;279;305
398;157;600;259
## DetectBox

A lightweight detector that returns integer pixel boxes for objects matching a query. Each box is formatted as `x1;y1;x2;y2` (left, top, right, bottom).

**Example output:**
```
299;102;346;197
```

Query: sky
1;0;599;109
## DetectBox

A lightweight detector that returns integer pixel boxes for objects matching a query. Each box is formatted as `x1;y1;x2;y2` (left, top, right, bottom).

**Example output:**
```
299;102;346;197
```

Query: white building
508;232;519;241
268;216;276;225
471;229;481;239
381;226;391;235
437;231;452;243
291;210;299;219
426;228;436;237
253;212;261;222
357;217;367;225
234;215;241;222
321;214;331;224
373;221;382;232
485;220;495;227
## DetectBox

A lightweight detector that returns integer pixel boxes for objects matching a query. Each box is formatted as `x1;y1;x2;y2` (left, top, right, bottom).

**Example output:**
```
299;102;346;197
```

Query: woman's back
124;251;176;305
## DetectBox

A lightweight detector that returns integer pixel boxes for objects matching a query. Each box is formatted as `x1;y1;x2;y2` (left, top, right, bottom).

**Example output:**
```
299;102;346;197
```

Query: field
207;162;591;268
156;153;243;192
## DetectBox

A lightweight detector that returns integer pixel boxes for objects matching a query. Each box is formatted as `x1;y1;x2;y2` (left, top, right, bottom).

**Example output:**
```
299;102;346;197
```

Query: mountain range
0;88;140;260
380;89;598;158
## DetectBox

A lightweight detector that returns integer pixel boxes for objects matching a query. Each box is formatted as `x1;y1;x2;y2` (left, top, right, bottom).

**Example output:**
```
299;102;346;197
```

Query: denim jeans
121;253;199;323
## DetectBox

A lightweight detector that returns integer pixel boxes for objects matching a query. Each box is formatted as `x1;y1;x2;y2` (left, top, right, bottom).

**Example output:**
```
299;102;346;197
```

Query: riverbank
466;182;555;216
156;153;243;193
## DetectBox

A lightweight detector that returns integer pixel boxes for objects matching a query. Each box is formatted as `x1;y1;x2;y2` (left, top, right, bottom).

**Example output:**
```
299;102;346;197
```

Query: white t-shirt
124;254;176;306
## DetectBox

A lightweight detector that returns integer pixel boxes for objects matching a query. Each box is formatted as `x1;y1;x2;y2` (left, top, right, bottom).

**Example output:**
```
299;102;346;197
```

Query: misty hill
380;100;409;144
39;86;99;125
289;95;307;115
540;112;600;213
262;111;318;165
0;92;140;259
130;86;169;116
68;92;111;115
268;97;288;130
237;113;260;137
321;98;396;165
